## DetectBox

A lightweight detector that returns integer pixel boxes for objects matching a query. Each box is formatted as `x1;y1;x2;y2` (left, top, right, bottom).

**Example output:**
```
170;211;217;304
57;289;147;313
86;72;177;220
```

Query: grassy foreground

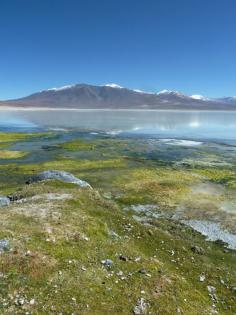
0;132;236;315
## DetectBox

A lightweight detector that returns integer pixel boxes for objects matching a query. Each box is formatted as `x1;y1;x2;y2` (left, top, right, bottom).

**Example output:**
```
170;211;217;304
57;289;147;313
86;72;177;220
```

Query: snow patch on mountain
133;89;145;93
104;83;124;89
133;89;154;94
47;85;76;92
191;94;209;101
156;90;184;96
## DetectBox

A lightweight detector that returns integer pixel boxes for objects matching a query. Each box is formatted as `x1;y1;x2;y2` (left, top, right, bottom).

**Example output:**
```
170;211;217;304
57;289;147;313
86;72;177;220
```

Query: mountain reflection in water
1;109;236;144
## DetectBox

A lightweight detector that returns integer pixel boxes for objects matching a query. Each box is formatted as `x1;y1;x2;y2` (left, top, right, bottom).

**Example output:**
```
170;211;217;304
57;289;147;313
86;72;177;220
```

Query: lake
1;109;236;144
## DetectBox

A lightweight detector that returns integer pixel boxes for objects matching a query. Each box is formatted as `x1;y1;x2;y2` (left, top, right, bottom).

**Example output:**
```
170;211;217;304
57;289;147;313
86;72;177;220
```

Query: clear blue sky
0;0;235;99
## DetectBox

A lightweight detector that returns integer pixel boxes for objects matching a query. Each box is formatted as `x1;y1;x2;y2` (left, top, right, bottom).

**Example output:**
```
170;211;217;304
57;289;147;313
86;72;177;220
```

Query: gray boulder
0;196;10;207
28;170;91;188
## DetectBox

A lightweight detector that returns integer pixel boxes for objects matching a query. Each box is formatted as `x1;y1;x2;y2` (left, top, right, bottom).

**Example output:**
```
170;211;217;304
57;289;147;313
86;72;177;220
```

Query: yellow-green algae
0;150;28;159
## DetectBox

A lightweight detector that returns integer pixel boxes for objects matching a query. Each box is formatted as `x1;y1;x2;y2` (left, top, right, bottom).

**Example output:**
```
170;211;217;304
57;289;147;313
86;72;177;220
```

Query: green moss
0;132;235;314
60;139;95;151
113;167;200;208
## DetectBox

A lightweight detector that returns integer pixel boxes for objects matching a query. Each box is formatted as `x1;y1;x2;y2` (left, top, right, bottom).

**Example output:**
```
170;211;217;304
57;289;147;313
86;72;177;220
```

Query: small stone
101;259;113;267
139;268;147;275
110;231;120;239
119;255;128;261
207;286;216;294
82;235;89;241
0;196;10;207
199;274;206;282
133;298;148;315
191;246;205;255
15;297;25;306
103;192;112;200
29;298;35;305
231;287;236;292
0;239;10;252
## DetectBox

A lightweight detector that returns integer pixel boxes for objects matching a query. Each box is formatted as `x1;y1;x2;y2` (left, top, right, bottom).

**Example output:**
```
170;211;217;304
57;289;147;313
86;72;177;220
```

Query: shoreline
1;106;236;112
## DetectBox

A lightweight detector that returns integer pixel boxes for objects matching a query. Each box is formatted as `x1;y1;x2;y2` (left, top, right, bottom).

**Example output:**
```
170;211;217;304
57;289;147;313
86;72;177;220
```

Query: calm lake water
1;109;236;143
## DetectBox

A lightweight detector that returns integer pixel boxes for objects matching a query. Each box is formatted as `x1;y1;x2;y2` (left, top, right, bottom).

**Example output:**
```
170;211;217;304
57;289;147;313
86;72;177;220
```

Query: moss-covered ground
0;132;235;314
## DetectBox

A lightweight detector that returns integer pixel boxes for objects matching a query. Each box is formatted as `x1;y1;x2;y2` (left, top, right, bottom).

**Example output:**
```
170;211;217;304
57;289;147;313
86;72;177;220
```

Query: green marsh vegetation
0;132;236;314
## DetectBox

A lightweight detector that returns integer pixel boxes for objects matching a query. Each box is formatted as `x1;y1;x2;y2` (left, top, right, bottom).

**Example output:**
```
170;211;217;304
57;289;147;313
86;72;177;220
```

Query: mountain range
1;83;236;110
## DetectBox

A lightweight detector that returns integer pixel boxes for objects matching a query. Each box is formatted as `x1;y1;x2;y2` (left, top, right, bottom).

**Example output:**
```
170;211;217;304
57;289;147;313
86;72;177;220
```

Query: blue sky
0;0;235;99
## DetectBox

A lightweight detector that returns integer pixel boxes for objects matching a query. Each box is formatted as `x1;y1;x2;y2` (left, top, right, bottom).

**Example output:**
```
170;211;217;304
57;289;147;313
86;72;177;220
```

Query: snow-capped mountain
1;83;236;110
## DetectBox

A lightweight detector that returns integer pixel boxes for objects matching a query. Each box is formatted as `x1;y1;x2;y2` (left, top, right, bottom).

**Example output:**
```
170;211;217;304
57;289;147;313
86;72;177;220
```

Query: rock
0;196;10;207
109;230;120;239
25;250;34;257
15;297;25;306
199;274;206;282
101;259;113;267
215;239;228;247
27;170;92;188
139;268;147;275
119;255;128;262
133;298;148;315
103;192;112;200
0;239;10;252
7;194;23;202
207;286;216;294
29;298;35;305
191;245;205;255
